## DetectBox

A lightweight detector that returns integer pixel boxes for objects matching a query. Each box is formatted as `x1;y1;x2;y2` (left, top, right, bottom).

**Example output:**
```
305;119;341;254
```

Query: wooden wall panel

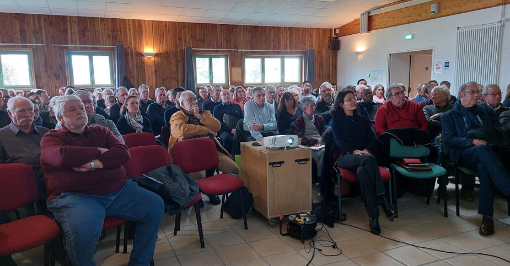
339;0;504;37
0;13;337;97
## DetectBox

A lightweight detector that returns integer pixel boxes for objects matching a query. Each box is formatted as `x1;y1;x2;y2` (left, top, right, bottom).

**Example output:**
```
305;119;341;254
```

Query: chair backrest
389;138;430;158
123;145;172;178
123;132;158;148
161;125;170;146
0;163;39;212
172;138;219;173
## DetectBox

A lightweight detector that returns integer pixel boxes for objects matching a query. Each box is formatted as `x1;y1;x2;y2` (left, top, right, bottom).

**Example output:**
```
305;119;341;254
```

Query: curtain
114;45;125;89
184;47;196;91
304;49;315;88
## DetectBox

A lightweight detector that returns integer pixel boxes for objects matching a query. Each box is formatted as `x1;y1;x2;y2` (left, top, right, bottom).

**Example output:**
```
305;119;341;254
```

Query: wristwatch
90;160;95;171
197;114;203;120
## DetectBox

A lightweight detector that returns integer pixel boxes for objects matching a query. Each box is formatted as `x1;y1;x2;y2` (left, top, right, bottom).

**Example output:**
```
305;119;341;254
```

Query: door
389;53;411;96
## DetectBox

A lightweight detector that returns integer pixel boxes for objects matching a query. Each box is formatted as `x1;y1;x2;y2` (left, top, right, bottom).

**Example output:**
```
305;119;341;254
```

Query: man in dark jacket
213;87;243;154
442;81;510;236
109;87;128;123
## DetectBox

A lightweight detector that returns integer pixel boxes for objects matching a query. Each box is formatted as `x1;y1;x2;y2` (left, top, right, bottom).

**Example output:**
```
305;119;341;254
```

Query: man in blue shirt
213;88;243;153
243;87;278;141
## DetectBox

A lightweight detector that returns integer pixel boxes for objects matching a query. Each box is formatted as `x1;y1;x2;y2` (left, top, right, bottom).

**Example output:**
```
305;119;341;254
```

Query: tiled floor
12;184;510;266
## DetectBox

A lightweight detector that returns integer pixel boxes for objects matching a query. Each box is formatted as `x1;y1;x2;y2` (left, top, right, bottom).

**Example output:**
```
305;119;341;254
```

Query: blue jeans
47;180;164;266
459;145;510;216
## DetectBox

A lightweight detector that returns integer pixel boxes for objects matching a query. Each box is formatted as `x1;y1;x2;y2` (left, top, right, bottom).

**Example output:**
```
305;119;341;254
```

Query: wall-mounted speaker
331;38;340;50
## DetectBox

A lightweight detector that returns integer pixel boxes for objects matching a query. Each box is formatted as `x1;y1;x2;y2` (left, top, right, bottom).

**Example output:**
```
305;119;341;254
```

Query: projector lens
288;138;294;144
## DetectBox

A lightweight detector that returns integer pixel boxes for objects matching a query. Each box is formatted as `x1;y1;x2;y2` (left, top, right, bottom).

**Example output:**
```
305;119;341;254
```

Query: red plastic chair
0;163;60;266
161;125;170;147
123;132;158;148
331;148;394;222
123;145;204;248
172;138;248;230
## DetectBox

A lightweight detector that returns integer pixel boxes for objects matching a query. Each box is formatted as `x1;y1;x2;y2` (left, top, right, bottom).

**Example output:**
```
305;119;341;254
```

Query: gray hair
300;96;316;110
482;84;500;95
422;83;434;94
320;82;332;90
103;88;114;95
459;81;479;93
73;90;94;103
115;86;127;96
288;87;299;95
7;96;33;113
155;87;166;94
252;87;264;95
53;95;82;118
287;85;298;92
128;88;138;95
386;83;405;99
416;83;426;92
214;85;223;91
138;84;149;91
355;85;366;92
264;85;276;92
431;85;451;100
178;91;196;106
49;96;59;105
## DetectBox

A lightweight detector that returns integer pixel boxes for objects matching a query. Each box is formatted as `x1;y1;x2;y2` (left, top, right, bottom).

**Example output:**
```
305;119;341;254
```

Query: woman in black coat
277;92;302;134
117;95;152;135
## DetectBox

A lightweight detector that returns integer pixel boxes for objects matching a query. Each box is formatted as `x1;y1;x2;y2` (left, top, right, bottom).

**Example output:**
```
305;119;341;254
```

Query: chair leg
115;226;121;253
58;230;67;266
336;170;344;222
443;176;448;217
507;197;510;216
44;243;50;266
123;223;128;254
220;194;226;219
238;189;248;230
455;170;460;216
174;211;182;236
194;203;205;248
392;168;398;218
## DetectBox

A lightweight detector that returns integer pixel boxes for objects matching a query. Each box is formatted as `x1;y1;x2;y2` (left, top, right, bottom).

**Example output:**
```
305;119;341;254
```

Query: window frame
0;49;35;88
67;51;114;88
194;54;229;86
244;55;303;86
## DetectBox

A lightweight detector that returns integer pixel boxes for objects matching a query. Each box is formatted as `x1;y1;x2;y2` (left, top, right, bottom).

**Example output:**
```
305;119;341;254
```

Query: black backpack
223;186;253;219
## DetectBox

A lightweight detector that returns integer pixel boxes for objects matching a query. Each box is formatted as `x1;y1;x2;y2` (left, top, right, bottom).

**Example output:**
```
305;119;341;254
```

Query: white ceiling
0;0;397;29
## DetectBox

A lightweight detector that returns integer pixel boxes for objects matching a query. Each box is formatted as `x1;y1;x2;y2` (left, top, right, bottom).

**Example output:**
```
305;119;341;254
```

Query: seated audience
0;96;49;199
287;87;301;104
128;88;138;96
315;82;335;125
245;86;253;99
168;91;240;176
481;84;508;117
7;89;16;98
440;80;457;104
412;83;427;103
424;85;453;139
104;95;116;115
164;87;185;129
442;81;510;236
343;85;370;119
0;89;9;110
418;83;434;107
372;84;385;103
374;83;428;136
26;91;44;112
332;90;394;235
232;86;250;110
265;85;278;114
294;97;327;179
109;86;128;123
16;90;25;97
357;79;367;86
358;85;382;121
300;80;317;101
203;85;222;113
41;95;163;265
58;86;66;96
428;80;438;87
147;87;168;135
276;85;285;102
165;88;174;106
35;89;50;111
138;84;154;117
213;87;244;154
277;92;303;134
41;97;59;129
0;91;11;128
94;91;103;107
503;84;510;108
29;99;43;127
243;87;278;141
117;95;152;135
197;86;209;111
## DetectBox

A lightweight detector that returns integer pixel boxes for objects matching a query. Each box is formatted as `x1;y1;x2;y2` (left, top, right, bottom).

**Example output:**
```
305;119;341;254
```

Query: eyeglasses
392;91;404;97
486;92;502;97
184;98;198;103
465;90;482;95
82;100;94;106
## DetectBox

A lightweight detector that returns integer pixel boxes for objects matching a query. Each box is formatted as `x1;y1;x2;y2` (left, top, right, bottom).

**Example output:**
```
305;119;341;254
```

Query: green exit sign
405;34;413;40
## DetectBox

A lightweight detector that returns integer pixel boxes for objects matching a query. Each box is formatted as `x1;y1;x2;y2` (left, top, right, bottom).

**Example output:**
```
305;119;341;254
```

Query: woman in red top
232;86;250;110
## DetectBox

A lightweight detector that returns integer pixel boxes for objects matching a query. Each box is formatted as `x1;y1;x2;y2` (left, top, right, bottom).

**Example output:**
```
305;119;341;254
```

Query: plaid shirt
294;114;327;146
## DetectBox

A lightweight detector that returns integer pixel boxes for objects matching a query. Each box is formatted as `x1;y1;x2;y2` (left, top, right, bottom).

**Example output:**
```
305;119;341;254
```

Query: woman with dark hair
277;92;302;134
232;86;250;110
116;95;152;135
331;90;394;235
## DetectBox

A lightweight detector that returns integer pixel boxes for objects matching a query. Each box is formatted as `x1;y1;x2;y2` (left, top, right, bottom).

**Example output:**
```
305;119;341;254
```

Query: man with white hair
147;87;168;136
109;86;128;123
481;84;508;117
265;85;278;114
0;96;50;199
315;82;335;124
40;95;164;265
138;84;154;117
40;96;59;129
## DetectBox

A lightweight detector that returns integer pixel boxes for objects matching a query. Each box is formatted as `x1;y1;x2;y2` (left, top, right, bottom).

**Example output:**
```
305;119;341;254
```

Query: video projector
263;135;298;149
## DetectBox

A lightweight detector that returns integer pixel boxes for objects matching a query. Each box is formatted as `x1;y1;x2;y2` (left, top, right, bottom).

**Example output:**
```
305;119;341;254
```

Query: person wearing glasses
316;82;335;125
358;85;382;121
442;81;510;236
331;90;395;235
374;83;428;136
480;84;508;117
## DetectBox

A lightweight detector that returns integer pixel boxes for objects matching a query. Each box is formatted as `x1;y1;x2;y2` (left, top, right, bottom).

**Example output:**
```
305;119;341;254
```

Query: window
67;52;114;87
194;54;228;85
0;50;34;88
244;56;302;85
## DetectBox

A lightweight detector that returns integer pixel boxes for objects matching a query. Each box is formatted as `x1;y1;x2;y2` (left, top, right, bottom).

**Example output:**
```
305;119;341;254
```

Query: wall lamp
142;52;156;57
355;46;366;56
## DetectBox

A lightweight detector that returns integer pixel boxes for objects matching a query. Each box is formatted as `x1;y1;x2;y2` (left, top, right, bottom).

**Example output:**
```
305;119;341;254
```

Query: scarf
454;100;482;131
125;112;144;133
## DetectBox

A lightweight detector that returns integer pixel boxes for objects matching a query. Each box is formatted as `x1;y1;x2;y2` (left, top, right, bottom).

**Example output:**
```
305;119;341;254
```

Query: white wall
337;4;510;96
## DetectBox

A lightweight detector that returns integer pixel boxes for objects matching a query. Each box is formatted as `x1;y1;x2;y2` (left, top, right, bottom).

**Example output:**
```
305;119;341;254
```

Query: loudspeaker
331;38;340;50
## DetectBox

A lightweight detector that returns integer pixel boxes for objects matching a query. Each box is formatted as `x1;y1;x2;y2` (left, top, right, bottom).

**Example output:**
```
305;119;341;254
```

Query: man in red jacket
374;83;428;136
40;95;163;266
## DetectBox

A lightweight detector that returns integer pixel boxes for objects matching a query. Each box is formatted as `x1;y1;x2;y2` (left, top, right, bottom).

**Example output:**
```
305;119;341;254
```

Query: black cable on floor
337;222;510;264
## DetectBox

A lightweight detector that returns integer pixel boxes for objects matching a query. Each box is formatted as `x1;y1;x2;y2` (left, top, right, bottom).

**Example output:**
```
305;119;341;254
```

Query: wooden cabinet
240;142;312;219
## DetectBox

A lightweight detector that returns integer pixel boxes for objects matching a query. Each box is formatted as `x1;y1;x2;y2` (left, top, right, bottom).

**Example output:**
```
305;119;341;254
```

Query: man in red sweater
40;95;163;266
374;83;428;136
